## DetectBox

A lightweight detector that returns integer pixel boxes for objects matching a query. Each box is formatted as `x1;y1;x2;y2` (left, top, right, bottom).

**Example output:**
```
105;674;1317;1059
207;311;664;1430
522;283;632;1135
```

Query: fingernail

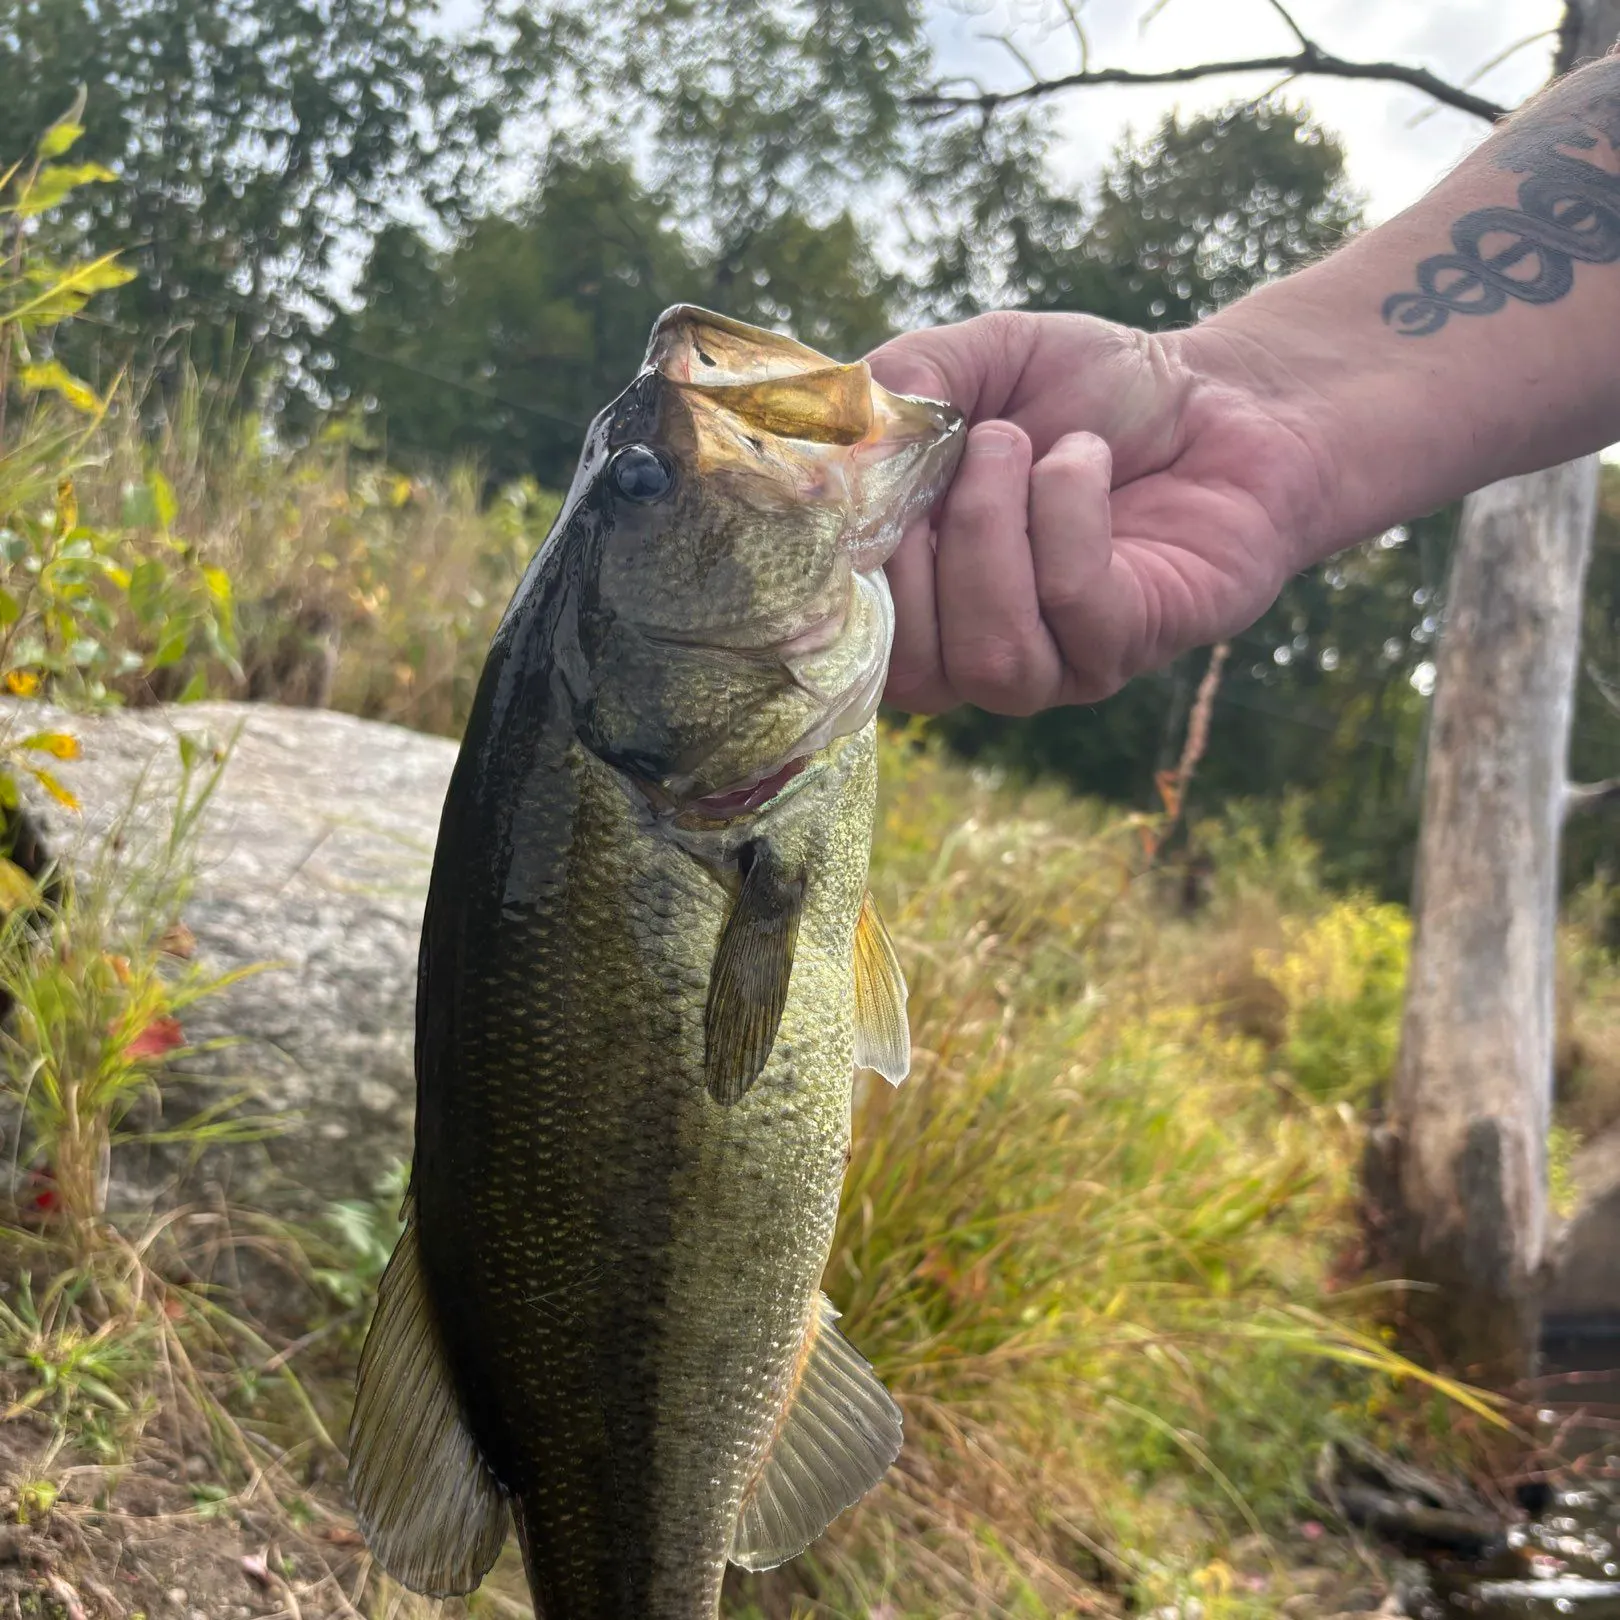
975;424;1024;459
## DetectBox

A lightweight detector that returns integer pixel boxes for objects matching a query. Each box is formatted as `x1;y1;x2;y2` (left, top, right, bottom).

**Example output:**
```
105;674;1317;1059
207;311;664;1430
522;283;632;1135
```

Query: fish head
561;305;962;826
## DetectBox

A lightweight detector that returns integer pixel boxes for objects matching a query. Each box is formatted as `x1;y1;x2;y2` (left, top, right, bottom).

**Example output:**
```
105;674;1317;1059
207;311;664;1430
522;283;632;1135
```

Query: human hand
867;311;1337;714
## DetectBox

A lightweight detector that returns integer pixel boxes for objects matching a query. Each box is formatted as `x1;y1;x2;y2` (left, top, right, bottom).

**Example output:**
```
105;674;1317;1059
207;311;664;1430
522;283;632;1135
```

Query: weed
0;104;236;793
1257;898;1411;1104
721;730;1487;1618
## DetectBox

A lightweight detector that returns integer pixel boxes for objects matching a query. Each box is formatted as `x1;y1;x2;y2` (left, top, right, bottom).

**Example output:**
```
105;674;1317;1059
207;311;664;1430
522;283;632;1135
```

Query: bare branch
1565;778;1620;818
1055;0;1091;72
910;45;1511;126
1407;28;1557;129
982;31;1045;91
1262;0;1311;50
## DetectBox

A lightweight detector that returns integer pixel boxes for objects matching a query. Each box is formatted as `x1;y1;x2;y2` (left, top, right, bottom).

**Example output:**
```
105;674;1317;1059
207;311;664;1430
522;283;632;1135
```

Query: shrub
0;103;236;812
1258;898;1411;1103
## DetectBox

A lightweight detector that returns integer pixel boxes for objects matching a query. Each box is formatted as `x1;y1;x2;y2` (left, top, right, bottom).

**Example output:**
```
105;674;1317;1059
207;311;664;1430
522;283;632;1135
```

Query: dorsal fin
348;1206;509;1597
853;891;909;1085
729;1295;902;1572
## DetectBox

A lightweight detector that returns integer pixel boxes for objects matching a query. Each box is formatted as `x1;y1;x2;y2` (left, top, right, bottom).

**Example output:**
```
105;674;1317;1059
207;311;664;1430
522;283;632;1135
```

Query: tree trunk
1556;0;1620;73
1369;0;1618;1391
1372;461;1600;1384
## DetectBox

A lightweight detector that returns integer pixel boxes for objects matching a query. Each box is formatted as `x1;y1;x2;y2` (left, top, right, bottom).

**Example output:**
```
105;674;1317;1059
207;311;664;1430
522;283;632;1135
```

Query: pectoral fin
348;1205;509;1597
706;843;806;1105
729;1294;903;1571
853;891;909;1085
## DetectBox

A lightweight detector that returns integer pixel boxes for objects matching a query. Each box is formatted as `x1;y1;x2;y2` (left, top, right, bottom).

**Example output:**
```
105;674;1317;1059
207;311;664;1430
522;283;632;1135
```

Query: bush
0;105;236;815
1258;899;1411;1103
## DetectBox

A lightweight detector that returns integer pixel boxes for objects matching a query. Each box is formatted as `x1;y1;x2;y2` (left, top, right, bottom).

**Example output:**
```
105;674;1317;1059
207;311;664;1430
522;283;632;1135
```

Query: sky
926;0;1566;224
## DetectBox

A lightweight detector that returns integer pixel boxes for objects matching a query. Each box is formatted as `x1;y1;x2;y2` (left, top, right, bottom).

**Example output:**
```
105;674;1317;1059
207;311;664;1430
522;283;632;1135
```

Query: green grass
716;731;1498;1618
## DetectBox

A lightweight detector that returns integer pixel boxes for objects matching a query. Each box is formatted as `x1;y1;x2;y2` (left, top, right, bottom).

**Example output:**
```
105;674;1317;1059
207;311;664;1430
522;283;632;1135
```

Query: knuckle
884;667;949;714
948;630;1043;714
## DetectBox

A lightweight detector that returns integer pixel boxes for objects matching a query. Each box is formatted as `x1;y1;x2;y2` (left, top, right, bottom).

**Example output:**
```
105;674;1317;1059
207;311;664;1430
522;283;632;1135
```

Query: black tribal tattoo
1384;69;1620;338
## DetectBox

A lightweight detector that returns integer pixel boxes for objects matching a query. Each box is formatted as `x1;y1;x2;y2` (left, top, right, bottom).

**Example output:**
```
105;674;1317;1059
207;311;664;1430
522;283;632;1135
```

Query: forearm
1179;53;1620;560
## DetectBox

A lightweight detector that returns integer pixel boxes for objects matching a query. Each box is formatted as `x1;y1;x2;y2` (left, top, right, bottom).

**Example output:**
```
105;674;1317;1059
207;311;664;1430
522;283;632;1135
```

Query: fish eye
610;444;675;504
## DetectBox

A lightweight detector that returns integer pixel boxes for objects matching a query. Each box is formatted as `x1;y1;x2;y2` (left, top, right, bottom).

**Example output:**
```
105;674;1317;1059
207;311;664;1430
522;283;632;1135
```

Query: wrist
1165;309;1352;569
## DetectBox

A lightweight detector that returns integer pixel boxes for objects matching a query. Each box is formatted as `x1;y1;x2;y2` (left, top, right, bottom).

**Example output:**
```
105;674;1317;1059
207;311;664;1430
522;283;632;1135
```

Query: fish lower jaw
682;753;814;822
669;661;885;832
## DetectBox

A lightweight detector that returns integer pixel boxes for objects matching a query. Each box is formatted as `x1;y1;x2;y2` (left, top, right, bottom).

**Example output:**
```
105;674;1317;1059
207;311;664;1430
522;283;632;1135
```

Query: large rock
8;701;457;1213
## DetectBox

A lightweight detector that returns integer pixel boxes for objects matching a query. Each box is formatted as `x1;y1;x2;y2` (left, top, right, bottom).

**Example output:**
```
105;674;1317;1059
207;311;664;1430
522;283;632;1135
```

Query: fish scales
350;307;963;1619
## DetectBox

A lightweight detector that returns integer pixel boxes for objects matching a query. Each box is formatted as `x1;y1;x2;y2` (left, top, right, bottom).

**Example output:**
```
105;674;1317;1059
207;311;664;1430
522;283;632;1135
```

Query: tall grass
719;734;1493;1619
62;374;561;735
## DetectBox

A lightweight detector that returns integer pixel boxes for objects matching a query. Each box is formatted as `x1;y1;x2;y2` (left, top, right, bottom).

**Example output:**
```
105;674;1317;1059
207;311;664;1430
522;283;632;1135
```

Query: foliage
331;160;701;487
331;153;899;485
0;108;237;813
715;729;1490;1617
0;109;236;722
315;1161;408;1312
1083;101;1363;327
0;737;274;1251
0;0;544;389
537;0;928;255
55;375;561;735
1257;900;1412;1104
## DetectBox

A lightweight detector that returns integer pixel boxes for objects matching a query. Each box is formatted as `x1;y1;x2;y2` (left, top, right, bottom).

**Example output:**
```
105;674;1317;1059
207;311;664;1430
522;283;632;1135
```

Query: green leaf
127;558;166;621
17;359;99;414
18;730;81;761
151;624;189;668
16;161;119;218
148;471;178;531
37;122;84;160
4;252;134;327
201;566;232;607
0;590;19;627
178;668;209;702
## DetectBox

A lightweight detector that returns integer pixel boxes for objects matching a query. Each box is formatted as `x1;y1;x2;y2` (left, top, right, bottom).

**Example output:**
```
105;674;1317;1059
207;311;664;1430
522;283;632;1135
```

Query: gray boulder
7;701;457;1213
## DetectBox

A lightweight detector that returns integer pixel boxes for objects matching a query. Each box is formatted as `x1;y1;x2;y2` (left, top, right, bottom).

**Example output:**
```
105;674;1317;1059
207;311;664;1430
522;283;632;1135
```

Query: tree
0;0;541;383
326;156;901;487
327;159;702;487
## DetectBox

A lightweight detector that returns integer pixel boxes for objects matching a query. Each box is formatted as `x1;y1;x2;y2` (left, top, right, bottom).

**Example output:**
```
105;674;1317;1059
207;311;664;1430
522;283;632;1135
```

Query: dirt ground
0;1411;554;1620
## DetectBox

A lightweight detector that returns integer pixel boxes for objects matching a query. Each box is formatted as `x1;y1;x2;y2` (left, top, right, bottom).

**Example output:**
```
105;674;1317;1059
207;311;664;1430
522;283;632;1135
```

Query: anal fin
348;1204;509;1597
853;890;909;1085
729;1294;903;1572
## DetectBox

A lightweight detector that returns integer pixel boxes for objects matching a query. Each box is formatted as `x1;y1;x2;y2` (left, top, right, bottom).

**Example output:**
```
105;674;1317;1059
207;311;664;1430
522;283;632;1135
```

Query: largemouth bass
347;307;963;1618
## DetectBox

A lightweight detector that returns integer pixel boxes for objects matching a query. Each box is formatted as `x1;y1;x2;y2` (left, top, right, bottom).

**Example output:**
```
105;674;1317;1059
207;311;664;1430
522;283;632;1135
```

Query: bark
1557;0;1620;73
1372;461;1600;1384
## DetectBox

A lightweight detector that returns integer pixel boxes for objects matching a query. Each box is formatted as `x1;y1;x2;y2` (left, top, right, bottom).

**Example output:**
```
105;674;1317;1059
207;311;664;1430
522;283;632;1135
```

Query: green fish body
348;308;962;1619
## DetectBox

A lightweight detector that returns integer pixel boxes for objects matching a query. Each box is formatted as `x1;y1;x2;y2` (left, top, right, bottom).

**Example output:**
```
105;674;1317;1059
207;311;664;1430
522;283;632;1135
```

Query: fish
347;305;964;1619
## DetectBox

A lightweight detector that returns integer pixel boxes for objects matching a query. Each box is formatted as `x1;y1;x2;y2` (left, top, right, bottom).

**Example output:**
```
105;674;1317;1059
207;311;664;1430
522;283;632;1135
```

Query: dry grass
65;374;560;736
718;733;1493;1620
